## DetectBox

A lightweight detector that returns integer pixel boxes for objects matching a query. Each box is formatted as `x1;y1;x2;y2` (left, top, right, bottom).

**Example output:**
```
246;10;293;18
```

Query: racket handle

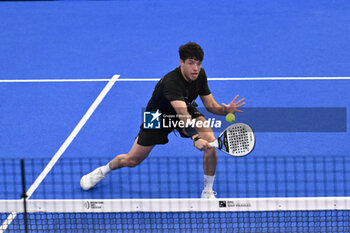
209;140;219;148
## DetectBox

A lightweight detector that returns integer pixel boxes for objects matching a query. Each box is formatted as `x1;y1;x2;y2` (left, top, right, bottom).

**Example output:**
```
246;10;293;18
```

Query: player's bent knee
126;159;141;168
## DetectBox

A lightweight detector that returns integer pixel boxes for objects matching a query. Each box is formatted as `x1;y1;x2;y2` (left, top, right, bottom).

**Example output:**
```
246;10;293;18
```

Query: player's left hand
222;94;245;114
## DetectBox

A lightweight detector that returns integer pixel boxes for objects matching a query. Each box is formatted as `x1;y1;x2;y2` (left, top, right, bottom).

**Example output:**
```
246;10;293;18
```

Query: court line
0;79;110;83
0;74;120;233
209;77;350;81
1;77;350;83
118;77;350;81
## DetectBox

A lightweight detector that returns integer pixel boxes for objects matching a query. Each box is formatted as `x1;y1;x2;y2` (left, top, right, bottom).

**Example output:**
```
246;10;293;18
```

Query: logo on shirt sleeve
143;110;162;129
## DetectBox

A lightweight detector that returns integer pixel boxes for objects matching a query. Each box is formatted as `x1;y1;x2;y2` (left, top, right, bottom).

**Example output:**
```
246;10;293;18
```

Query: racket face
219;123;255;157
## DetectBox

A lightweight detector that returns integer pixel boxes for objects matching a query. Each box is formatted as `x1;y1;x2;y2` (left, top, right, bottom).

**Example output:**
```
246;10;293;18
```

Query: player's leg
80;126;170;191
108;138;154;169
80;137;154;190
194;116;218;198
195;116;217;176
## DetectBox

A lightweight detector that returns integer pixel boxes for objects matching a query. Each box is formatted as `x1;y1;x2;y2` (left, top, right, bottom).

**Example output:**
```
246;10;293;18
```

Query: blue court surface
1;0;350;232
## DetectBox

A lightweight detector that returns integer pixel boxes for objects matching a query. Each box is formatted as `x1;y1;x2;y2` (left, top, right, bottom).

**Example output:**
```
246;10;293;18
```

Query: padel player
80;42;245;198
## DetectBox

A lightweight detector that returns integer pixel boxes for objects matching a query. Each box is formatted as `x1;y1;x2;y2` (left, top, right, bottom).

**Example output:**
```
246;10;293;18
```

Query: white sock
204;175;215;191
100;163;111;176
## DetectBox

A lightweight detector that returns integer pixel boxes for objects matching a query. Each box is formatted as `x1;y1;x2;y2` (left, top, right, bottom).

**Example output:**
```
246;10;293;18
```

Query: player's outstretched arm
200;94;245;115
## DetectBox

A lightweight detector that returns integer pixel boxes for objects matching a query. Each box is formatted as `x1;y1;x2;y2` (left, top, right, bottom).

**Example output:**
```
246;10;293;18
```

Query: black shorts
137;105;204;146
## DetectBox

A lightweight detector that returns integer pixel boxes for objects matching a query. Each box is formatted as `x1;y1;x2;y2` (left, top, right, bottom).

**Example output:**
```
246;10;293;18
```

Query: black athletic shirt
146;66;211;115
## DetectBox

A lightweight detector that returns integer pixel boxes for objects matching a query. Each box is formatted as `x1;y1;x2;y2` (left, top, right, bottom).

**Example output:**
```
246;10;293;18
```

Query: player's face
180;58;202;81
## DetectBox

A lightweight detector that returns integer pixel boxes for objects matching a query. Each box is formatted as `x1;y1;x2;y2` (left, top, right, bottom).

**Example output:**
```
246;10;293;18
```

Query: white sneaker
80;166;105;190
201;189;217;199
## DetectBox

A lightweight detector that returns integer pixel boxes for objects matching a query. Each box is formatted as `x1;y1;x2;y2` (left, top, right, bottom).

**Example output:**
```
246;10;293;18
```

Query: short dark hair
179;42;204;61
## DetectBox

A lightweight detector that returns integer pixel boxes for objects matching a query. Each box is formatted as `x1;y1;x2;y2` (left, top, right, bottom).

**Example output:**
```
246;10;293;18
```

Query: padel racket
209;123;255;157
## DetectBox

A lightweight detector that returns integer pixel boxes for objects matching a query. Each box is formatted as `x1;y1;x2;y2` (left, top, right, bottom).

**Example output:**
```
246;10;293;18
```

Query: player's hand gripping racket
209;123;255;157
